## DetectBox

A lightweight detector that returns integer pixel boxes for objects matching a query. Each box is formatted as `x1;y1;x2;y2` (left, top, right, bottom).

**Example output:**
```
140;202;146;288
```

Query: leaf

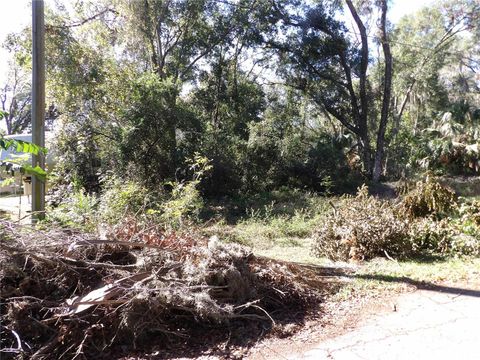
0;137;46;155
0;161;47;181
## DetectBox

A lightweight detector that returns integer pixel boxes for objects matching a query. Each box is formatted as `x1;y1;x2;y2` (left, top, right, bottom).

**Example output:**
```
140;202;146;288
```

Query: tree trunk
373;0;393;182
345;0;370;176
361;139;373;175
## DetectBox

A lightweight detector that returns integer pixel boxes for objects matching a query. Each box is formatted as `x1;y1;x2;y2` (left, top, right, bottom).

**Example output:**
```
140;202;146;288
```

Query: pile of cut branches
0;220;325;359
312;185;413;262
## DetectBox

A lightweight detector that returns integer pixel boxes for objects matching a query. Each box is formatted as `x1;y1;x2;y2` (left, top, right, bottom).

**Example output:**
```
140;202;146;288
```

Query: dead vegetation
312;178;480;262
312;185;413;262
402;176;457;218
0;220;333;359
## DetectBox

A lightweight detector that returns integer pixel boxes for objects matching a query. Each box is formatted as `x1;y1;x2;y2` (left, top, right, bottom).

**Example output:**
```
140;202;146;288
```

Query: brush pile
312;178;480;262
0;220;324;359
312;185;412;262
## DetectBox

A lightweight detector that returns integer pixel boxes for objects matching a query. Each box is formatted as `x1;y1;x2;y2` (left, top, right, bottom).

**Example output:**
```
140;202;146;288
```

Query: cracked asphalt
292;286;480;360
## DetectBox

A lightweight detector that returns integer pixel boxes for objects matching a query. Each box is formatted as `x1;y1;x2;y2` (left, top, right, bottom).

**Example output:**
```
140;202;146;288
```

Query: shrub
98;177;153;225
47;190;98;231
312;183;479;262
312;185;412;261
95;155;211;233
408;218;456;254
410;218;480;256
159;154;212;229
458;199;480;226
401;176;457;218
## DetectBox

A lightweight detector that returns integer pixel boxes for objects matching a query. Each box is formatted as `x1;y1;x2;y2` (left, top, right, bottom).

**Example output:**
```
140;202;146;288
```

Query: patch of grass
255;238;330;265
359;256;480;284
202;216;327;265
331;256;480;301
202;188;331;224
202;189;330;248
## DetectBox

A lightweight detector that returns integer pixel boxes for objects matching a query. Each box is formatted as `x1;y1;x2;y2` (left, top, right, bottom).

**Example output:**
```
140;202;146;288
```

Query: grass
201;189;332;264
201;187;331;224
202;186;480;303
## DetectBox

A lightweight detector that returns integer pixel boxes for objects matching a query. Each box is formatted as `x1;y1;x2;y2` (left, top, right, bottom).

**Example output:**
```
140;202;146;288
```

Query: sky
0;0;435;86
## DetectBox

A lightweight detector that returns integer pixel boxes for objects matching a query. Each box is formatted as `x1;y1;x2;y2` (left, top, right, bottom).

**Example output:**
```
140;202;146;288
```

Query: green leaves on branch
0;137;48;180
0;138;47;156
0;161;47;181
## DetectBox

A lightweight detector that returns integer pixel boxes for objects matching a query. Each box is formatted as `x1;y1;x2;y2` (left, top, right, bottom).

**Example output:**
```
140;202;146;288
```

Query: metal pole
32;0;45;222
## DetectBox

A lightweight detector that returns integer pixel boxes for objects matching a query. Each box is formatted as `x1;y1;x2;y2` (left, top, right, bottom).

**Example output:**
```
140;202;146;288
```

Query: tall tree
0;65;31;135
373;0;393;181
391;0;480;128
272;0;393;180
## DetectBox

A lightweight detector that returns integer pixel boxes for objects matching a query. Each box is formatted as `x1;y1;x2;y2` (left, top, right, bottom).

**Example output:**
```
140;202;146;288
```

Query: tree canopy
1;0;479;193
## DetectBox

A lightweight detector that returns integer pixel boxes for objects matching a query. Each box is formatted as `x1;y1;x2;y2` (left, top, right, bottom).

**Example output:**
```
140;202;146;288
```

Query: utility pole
32;0;45;222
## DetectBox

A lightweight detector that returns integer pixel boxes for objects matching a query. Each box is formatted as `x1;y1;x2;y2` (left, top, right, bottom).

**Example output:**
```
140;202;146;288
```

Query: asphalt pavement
293;285;480;360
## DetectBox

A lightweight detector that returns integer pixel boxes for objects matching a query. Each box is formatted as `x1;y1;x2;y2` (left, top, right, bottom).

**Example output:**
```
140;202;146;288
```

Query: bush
410;218;480;256
159;154;212;229
72;155;212;235
408;218;456;254
47;190;98;231
98;177;153;225
458;199;480;226
401;176;457;218
312;185;412;261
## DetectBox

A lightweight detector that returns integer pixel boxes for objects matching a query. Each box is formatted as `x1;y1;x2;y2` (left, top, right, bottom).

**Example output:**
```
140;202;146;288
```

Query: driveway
0;195;30;222
293;284;480;360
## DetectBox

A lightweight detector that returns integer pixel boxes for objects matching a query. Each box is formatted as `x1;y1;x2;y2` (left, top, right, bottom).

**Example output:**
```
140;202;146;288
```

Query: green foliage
312;181;480;261
53;118;102;191
0;137;48;180
4;0;477;199
202;188;329;257
47;190;98;231
410;218;480;257
160;155;212;229
0;138;46;156
244;99;358;194
410;113;480;175
95;155;212;230
458;199;480;226
1;162;47;182
98;177;151;225
118;74;181;183
388;1;480;178
190;67;266;196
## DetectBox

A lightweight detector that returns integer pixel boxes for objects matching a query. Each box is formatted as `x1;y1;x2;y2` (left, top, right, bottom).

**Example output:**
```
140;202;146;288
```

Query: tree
103;0;230;178
385;0;480;177
271;0;393;180
372;0;393;181
0;66;31;135
391;0;480;130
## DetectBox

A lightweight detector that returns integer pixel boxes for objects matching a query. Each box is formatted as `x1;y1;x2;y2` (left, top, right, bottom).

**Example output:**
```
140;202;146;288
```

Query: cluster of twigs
0;220;321;359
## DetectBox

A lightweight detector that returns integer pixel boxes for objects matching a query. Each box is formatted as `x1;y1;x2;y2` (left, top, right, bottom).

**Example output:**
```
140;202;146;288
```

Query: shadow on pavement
353;274;480;298
288;261;480;298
